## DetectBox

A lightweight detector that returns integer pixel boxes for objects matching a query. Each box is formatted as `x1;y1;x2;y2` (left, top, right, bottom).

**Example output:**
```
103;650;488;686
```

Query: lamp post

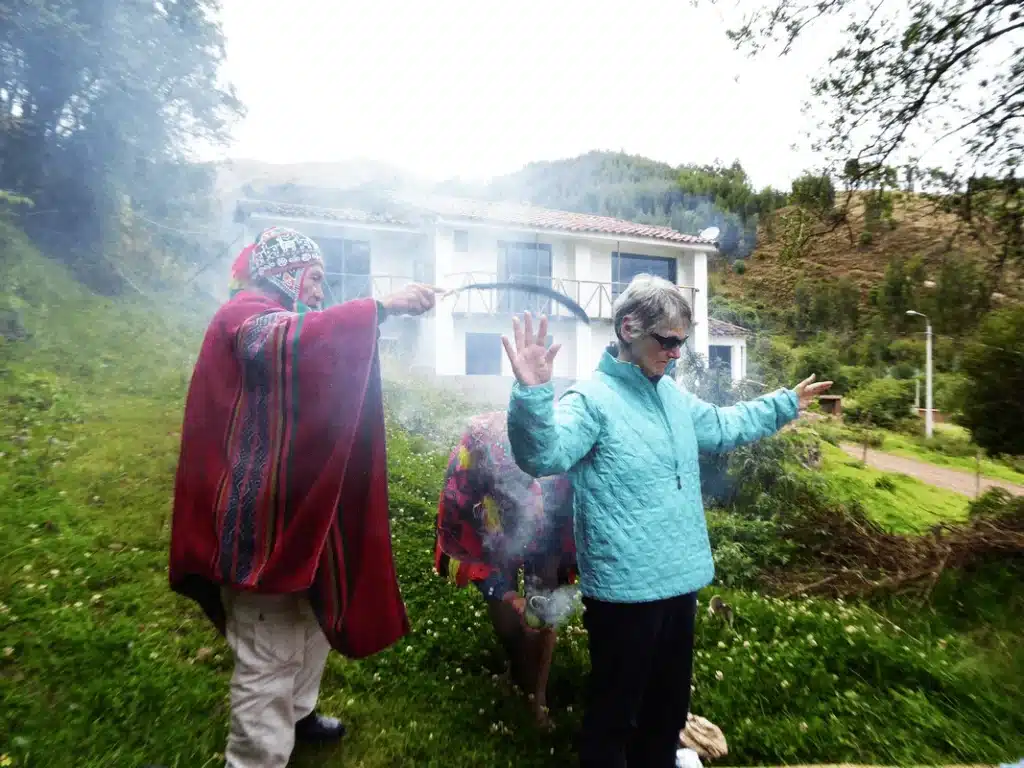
906;310;933;439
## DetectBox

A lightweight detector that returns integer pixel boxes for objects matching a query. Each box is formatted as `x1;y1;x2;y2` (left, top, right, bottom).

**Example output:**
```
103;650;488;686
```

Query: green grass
2;225;1024;766
818;418;1024;487
819;443;970;533
870;427;1024;487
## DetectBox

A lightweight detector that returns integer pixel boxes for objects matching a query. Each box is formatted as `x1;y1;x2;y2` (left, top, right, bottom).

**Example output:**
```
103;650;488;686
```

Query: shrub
839;365;876;393
748;335;795;390
844;378;915;429
705;508;794;587
933;371;968;416
792;341;850;393
874;476;897;492
960;305;1024;455
733;258;746;275
967;487;1024;521
790;172;837;217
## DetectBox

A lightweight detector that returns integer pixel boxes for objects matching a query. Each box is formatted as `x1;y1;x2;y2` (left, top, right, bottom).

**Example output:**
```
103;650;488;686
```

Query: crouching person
434;410;577;728
169;226;438;768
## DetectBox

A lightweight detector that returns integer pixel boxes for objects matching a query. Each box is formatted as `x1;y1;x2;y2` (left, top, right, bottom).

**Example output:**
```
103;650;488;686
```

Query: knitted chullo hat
228;226;324;308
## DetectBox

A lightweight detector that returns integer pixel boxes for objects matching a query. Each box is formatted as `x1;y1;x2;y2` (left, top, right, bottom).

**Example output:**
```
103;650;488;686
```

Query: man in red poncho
169;225;437;768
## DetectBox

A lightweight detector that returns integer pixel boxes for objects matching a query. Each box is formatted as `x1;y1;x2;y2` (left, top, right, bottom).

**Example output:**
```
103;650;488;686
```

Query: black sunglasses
650;332;688;351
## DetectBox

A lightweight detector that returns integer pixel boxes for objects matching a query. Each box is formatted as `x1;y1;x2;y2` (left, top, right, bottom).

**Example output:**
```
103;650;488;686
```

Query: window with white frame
611;252;678;298
320;238;371;304
709;345;732;377
498;241;553;314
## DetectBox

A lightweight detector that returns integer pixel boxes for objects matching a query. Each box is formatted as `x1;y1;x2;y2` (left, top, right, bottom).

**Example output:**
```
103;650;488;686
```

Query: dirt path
839;443;1024;498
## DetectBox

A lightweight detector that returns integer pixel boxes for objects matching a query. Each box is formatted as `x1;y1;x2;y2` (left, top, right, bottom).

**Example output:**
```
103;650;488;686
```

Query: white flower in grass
715;670;724;681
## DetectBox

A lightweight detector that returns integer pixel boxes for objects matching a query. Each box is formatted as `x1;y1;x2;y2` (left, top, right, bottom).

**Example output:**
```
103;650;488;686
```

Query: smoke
525;578;583;629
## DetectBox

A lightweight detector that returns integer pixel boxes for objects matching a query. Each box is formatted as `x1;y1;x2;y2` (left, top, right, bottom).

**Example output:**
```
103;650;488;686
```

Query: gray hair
613;273;693;343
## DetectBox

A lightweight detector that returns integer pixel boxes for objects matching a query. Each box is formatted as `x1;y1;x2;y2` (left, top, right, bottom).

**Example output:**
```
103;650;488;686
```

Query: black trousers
579;592;697;768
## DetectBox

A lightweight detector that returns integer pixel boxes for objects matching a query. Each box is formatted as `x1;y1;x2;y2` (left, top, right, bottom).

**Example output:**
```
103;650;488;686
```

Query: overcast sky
214;0;842;190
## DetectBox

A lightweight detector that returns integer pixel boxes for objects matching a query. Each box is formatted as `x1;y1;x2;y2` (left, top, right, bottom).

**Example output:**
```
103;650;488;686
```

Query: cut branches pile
765;490;1024;599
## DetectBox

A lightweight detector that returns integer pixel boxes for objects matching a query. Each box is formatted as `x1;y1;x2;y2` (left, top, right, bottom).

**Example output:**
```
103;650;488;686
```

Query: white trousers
222;589;332;768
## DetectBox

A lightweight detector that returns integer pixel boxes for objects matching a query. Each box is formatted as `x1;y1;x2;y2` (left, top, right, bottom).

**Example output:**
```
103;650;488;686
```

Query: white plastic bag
676;747;703;768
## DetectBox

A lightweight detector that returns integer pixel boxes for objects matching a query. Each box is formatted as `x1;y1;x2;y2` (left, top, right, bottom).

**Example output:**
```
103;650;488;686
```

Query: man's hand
502;312;561;387
793;374;834;409
381;283;441;317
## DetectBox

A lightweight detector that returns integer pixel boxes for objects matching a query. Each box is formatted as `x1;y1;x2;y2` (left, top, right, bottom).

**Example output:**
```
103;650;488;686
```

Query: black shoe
295;711;347;743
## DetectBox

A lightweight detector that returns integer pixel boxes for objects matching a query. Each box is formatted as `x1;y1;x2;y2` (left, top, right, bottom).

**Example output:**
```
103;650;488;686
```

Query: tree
959;305;1024;455
712;0;1024;274
790;172;836;218
0;0;242;284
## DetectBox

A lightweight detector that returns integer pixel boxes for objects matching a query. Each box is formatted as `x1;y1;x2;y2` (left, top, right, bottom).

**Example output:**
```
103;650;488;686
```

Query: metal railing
321;270;699;322
443;271;698;321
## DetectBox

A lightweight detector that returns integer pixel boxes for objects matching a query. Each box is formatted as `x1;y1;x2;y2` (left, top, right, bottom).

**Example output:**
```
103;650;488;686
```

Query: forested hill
440;150;787;258
235;151;786;260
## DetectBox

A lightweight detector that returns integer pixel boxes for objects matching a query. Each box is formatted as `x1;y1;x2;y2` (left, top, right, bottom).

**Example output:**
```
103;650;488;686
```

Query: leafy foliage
720;1;1022;179
845;378;916;429
714;0;1024;275
0;0;241;285
789;172;837;218
960;304;1024;455
474;151;788;258
792;340;850;394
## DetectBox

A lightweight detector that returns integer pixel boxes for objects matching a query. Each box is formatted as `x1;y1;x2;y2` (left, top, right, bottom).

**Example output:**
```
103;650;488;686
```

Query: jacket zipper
648;377;682;490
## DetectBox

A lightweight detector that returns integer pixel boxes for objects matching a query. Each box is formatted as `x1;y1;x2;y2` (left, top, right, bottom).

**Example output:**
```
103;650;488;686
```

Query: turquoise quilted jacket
507;350;800;603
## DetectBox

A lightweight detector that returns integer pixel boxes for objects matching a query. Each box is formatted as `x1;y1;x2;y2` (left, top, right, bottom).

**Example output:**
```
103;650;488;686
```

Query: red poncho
169;290;408;658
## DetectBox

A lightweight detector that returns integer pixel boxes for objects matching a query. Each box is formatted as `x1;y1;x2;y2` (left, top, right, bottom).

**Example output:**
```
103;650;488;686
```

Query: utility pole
906;311;933;439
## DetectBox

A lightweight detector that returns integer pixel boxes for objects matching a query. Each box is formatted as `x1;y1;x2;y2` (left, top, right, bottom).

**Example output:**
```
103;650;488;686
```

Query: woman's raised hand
502;312;561;387
793;374;834;409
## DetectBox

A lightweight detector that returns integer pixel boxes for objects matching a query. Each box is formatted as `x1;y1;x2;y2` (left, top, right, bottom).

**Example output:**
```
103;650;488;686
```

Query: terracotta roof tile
237;199;415;227
237;193;716;247
398;193;715;246
708;318;752;337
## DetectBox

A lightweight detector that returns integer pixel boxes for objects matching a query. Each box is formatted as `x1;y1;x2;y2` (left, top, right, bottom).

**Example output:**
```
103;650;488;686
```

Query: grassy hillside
2;225;1024;767
716;192;1020;307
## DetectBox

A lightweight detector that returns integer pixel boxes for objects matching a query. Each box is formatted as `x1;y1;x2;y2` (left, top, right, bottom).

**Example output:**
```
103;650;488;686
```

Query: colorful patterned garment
169;285;409;660
228;226;323;307
434;411;576;597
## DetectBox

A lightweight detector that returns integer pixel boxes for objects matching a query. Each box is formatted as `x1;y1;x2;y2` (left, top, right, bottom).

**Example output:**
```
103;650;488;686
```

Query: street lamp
906;310;933;439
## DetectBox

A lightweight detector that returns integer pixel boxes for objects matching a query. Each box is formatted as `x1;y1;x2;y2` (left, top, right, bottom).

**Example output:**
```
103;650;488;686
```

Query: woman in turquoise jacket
502;274;831;768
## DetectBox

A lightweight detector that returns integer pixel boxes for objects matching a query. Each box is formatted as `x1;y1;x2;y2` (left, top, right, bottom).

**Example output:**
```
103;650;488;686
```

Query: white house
708;318;752;383
231;192;749;399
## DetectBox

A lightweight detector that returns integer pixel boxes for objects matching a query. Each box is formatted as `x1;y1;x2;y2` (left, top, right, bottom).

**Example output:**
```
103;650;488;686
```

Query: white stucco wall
446;315;577;379
234;213;717;382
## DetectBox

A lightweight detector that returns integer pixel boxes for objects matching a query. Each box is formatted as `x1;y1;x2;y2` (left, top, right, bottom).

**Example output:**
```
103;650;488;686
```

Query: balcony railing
444;271;698;321
321;271;699;323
